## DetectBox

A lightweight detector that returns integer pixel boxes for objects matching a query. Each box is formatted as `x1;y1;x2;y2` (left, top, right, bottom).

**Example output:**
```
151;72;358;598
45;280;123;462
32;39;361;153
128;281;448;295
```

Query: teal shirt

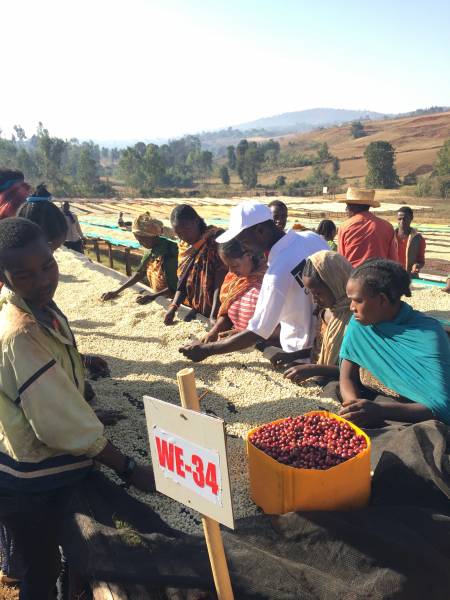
137;237;178;292
340;302;450;424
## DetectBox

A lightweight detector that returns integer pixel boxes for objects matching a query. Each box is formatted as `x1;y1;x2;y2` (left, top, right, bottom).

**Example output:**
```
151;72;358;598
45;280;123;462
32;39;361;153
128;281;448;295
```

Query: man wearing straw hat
337;188;397;267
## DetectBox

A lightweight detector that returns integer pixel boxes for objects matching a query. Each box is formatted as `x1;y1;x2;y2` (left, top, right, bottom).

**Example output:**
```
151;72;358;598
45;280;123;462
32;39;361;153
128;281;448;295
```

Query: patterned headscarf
132;212;163;237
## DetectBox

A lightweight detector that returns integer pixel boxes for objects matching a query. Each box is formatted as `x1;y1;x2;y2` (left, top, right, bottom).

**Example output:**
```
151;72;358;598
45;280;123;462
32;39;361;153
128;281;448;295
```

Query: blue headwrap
26;196;53;203
0;178;23;192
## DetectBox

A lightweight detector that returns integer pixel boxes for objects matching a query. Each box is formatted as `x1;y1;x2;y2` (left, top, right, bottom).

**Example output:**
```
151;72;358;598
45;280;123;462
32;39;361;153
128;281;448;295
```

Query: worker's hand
164;305;178;325
339;399;384;427
101;290;119;301
94;408;126;426
284;364;314;384
179;342;211;363
201;330;219;344
411;263;421;276
136;293;155;305
84;355;110;378
129;464;156;493
269;351;293;369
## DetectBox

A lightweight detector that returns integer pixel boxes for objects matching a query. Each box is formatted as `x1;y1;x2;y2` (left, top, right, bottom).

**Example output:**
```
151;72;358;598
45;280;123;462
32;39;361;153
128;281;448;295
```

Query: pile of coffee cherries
249;414;367;470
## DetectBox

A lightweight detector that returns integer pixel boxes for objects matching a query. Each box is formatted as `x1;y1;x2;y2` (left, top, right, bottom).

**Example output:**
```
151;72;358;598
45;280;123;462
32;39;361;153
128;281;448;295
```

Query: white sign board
144;396;234;529
322;186;328;194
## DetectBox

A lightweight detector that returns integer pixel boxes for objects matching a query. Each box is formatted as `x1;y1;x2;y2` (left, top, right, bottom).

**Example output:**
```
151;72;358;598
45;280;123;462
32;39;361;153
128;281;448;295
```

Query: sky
2;0;450;142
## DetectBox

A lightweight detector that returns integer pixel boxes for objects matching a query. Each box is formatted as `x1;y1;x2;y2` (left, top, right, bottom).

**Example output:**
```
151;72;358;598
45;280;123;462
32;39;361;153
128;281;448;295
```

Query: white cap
216;201;273;243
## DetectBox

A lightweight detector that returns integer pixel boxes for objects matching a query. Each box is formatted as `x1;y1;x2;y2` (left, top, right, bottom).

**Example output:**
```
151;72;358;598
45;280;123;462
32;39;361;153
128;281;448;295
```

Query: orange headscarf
218;258;267;317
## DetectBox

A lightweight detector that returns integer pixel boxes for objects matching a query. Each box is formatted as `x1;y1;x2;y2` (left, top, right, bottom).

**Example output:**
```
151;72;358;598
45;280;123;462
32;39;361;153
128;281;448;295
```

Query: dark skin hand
95;441;155;493
270;348;312;369
180;329;262;362
284;364;339;384
339;359;433;426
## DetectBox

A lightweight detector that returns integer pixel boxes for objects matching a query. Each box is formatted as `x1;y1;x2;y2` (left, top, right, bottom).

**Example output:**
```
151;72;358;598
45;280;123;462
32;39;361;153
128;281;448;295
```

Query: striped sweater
0;290;106;492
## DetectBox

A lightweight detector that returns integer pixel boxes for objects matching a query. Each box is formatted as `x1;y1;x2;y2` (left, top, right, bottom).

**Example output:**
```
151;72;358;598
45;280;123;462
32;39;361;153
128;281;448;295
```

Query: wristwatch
120;456;137;485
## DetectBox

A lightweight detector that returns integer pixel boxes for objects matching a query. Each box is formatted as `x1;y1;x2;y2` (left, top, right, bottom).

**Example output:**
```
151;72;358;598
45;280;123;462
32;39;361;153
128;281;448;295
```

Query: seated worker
164;204;226;325
118;211;132;228
0;169;31;220
281;251;352;384
179;201;327;362
268;200;288;232
62;201;84;254
337;188;398;267
202;239;266;343
101;212;178;305
339;259;450;427
316;219;337;251
395;206;426;276
0;218;154;597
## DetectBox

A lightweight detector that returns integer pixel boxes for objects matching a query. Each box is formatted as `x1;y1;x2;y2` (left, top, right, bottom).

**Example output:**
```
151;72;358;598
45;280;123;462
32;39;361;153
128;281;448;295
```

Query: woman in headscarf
0;169;31;219
282;250;353;384
164;204;226;324
339;259;450;427
101;212;178;304
202;239;266;343
62;201;84;253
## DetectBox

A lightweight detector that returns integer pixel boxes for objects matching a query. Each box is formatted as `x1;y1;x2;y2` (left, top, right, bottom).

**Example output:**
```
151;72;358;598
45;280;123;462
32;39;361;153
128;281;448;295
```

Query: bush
403;173;417;185
275;175;286;188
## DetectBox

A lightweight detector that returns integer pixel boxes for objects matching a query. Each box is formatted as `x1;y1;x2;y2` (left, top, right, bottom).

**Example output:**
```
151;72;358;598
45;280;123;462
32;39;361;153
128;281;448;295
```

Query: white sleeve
247;273;289;339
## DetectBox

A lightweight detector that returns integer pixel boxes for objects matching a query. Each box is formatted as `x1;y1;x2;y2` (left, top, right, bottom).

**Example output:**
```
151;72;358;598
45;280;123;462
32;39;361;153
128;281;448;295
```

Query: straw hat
132;212;163;237
339;187;380;208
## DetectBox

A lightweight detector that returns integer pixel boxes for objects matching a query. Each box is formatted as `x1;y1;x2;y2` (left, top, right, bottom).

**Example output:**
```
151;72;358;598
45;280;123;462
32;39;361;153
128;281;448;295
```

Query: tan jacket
0;290;106;492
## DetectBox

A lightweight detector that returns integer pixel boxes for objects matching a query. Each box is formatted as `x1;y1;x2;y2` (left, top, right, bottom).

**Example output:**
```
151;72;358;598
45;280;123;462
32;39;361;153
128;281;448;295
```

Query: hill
258;110;450;184
235;108;384;133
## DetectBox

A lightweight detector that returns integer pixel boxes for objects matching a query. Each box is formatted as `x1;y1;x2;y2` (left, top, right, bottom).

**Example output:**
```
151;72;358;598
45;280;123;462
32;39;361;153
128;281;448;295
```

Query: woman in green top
101;212;178;304
317;219;337;251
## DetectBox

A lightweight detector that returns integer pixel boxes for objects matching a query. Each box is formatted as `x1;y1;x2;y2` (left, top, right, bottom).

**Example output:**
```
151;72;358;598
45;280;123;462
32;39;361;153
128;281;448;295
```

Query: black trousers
0;488;72;600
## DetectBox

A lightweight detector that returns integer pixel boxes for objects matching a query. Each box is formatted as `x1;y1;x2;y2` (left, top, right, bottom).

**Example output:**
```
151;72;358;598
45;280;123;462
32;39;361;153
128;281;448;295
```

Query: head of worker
302;251;352;310
216;201;279;255
0;217;59;309
346;259;411;326
0;169;32;219
269;200;288;232
170;204;207;246
218;238;260;277
316;219;337;242
132;212;164;249
17;184;68;251
341;187;379;218
397;206;414;232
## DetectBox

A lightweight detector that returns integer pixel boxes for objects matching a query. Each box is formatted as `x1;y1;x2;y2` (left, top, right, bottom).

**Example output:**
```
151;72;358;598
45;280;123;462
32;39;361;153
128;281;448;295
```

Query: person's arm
164;289;186;325
179;329;262;362
284;363;339;383
337;226;344;256
101;271;145;300
412;237;426;273
136;286;170;305
203;315;232;343
209;267;227;322
94;441;154;491
388;229;398;262
339;358;362;404
269;348;312;368
340;397;433;426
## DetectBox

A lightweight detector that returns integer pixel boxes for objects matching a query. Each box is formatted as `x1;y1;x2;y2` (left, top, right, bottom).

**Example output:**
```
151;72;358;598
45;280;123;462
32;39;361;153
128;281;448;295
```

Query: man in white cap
337;188;397;267
179;201;327;362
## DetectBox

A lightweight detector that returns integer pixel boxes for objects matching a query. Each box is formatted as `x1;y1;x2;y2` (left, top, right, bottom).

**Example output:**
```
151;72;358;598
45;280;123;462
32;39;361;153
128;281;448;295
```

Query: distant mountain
235;108;385;133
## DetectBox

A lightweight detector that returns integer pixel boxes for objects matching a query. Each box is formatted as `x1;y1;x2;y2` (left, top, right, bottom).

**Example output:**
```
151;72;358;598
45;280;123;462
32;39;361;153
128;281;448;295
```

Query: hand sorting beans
249;414;367;469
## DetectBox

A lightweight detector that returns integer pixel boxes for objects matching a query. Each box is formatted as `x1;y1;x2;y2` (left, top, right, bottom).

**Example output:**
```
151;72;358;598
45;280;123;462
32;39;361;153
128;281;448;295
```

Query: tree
364;141;399;188
220;166;230;185
77;145;99;189
351;121;366;139
434;139;450;177
332;156;340;175
13;125;27;142
227;146;236;170
275;175;286;188
317;143;331;162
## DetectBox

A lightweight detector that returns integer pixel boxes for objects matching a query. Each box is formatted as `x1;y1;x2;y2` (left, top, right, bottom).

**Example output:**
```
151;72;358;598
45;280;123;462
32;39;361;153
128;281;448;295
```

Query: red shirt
227;285;261;331
395;232;426;270
337;211;398;267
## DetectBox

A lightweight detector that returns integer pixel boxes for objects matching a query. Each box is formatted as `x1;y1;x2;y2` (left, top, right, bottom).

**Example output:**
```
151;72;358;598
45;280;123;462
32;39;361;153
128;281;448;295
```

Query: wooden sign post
143;367;234;600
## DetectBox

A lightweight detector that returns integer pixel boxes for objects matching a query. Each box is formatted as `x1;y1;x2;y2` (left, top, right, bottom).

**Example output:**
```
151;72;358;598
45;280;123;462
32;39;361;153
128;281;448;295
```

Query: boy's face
0;238;59;308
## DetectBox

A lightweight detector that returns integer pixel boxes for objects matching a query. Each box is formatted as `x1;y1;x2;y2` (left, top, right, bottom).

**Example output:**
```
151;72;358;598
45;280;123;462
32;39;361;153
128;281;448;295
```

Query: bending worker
180;201;327;362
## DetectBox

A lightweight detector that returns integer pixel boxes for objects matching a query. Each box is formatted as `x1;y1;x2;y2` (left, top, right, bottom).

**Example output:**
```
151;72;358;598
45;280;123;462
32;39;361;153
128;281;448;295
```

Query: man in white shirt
179;201;327;362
